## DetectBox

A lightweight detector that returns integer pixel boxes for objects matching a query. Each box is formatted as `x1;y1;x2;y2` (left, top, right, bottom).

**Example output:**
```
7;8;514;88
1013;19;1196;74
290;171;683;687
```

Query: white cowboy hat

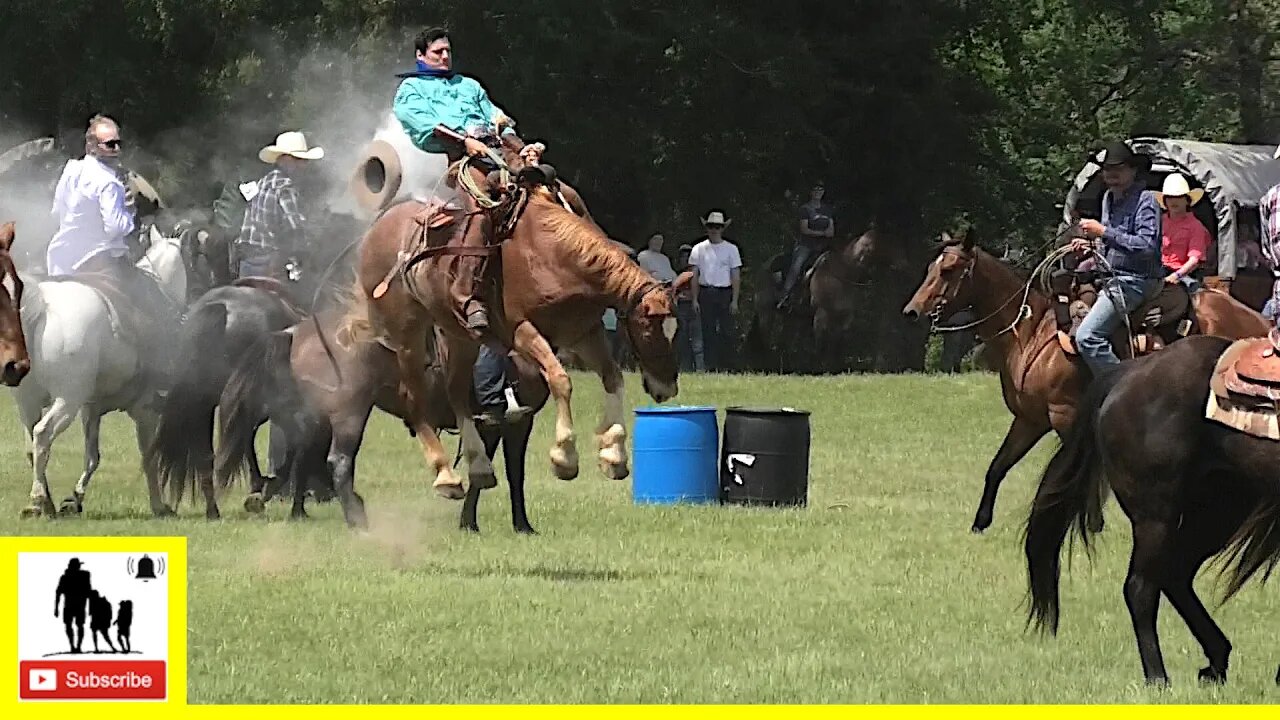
1154;173;1204;209
702;210;731;227
258;131;325;163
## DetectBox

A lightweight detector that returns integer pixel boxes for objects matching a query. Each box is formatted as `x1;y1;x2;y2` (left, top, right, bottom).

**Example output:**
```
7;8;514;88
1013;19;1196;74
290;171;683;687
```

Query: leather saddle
44;271;143;339
1057;273;1195;356
1218;329;1280;401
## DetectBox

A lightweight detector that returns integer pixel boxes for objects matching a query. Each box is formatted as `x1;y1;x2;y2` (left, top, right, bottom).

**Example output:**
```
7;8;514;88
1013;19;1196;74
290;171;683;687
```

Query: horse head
622;281;681;403
0;222;32;386
902;230;978;324
137;224;189;310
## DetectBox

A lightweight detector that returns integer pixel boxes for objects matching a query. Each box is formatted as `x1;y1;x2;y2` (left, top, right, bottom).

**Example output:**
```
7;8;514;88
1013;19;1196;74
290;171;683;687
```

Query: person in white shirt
47;115;180;388
636;232;678;283
688;210;742;371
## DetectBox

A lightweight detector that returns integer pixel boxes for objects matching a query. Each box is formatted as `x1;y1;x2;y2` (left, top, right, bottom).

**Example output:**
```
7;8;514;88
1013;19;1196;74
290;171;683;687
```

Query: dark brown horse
902;232;1270;533
0;223;32;386
213;307;549;531
1025;335;1280;687
751;227;926;374
345;170;680;502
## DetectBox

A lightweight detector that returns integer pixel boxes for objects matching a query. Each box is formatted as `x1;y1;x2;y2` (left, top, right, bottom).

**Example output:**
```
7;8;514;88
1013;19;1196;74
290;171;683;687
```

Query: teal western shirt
392;73;512;154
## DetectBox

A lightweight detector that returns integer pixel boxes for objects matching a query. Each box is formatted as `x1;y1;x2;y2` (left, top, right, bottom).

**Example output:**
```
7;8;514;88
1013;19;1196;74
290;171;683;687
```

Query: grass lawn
2;370;1277;704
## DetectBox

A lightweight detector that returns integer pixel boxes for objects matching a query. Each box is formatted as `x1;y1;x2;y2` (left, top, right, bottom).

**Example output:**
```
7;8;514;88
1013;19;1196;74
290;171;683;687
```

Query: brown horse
0;223;32;386
213;307;550;531
1025;335;1280;687
346;173;679;502
902;232;1270;533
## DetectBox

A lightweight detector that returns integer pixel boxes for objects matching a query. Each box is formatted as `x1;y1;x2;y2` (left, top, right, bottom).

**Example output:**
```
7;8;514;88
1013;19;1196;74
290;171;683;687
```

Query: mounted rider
1067;140;1164;373
46;114;181;391
232;131;324;284
1259;144;1280;328
392;26;531;425
777;180;835;310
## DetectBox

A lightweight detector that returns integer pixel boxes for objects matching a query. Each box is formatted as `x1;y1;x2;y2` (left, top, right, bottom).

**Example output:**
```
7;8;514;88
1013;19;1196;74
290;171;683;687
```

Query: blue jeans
1076;275;1163;372
473;344;510;411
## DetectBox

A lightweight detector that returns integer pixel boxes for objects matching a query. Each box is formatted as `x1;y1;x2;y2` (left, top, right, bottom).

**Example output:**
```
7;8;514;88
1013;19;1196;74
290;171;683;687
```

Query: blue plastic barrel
631;406;720;505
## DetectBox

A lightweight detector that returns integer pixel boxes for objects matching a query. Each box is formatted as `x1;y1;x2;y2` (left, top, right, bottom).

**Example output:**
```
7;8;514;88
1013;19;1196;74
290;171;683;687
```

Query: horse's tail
1220;500;1280;601
146;302;228;509
214;329;297;491
1024;365;1126;636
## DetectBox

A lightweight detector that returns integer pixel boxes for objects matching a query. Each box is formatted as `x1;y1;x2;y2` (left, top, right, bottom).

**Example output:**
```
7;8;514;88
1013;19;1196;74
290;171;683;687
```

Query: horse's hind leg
442;339;498;492
330;409;373;530
1162;501;1249;685
461;424;503;533
512;320;579;480
63;405;102;515
502;415;537;534
1124;516;1175;686
572;327;629;480
972;416;1049;533
127;408;175;517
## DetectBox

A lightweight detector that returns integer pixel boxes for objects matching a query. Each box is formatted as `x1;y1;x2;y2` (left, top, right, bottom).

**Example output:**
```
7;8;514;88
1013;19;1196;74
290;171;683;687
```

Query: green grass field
2;370;1277;704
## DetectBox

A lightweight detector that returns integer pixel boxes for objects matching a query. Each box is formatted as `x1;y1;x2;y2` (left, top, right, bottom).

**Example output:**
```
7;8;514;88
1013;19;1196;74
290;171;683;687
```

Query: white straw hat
1154;173;1204;209
259;131;325;163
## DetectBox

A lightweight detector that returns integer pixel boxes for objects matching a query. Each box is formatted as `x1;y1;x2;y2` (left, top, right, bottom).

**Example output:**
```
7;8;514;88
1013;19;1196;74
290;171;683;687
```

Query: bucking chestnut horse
902;231;1269;533
344;153;680;501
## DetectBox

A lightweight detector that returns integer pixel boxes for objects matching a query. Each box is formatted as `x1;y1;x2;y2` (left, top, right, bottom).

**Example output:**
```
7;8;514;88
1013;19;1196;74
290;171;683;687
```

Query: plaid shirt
236;168;306;254
1262;183;1280;275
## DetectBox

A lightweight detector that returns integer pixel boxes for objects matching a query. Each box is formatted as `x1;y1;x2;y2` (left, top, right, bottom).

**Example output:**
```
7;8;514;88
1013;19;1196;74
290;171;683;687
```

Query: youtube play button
28;668;57;691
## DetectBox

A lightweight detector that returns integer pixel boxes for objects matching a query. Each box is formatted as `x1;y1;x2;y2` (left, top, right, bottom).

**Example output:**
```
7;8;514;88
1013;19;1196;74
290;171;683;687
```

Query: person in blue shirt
393;27;531;425
1069;141;1163;372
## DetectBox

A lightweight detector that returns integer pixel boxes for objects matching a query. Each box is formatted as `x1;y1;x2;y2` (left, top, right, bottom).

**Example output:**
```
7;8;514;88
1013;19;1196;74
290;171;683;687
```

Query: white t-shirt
689;238;742;288
636;249;677;282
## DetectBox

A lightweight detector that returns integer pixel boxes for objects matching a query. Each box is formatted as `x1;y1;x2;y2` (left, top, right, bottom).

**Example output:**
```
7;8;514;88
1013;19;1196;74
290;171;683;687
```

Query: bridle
617;281;679;367
927;246;976;329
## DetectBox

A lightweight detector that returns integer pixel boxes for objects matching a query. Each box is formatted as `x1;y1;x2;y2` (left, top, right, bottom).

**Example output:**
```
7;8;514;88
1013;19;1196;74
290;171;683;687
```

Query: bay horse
9;225;191;517
902;231;1270;533
1024;335;1280;687
213;307;549;531
0;223;32;386
144;280;305;519
345;172;680;501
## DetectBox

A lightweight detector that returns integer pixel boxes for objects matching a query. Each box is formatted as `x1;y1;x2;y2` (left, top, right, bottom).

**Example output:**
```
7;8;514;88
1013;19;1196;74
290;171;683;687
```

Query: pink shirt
1160;212;1210;272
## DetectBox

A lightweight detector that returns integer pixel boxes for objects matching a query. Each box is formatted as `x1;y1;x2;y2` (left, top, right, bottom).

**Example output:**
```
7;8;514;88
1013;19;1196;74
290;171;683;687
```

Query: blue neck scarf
399;59;455;78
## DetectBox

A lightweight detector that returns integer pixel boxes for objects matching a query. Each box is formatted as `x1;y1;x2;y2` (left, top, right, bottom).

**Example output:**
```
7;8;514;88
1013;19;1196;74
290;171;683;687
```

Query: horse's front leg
570;327;629;480
24;397;82;518
511;321;578;480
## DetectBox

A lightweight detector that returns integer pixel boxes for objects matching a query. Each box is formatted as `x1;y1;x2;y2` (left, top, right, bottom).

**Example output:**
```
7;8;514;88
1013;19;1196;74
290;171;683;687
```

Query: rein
618;281;678;365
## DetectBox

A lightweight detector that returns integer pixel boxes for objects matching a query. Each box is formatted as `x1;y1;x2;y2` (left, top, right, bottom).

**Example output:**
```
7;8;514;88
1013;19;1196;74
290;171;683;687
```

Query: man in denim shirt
1070;141;1163;372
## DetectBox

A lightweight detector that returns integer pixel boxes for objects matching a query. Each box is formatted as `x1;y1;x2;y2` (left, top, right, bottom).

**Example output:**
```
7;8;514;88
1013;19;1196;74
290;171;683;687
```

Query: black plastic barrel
719;407;811;507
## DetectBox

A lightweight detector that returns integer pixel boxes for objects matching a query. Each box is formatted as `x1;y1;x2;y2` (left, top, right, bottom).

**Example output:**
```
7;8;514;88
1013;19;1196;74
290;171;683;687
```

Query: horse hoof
970;524;987;535
515;525;538;535
288;511;308;522
20;505;45;519
151;505;176;518
205;507;221;522
600;460;630;481
244;494;266;515
468;470;498;491
433;482;466;501
58;497;83;516
1198;666;1227;685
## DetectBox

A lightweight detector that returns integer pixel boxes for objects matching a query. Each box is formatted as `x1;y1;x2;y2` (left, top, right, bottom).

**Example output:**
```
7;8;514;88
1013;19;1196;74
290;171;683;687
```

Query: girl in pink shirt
1155;173;1211;292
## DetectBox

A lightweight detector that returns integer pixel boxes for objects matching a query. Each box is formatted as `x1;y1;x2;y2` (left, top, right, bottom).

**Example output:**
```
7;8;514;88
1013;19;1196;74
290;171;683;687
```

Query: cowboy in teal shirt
392;28;523;158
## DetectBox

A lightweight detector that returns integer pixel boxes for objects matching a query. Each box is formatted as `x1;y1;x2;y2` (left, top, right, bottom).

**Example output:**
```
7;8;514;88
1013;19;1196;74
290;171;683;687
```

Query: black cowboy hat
1098;140;1148;169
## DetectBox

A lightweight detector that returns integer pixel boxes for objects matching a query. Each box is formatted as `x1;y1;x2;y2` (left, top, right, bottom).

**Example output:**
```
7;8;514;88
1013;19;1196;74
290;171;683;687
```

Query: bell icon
134;554;157;581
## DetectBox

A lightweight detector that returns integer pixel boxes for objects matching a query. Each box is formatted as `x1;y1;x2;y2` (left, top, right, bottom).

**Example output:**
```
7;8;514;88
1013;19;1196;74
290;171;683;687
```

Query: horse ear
937;232;952;246
961;231;975;251
0;222;14;250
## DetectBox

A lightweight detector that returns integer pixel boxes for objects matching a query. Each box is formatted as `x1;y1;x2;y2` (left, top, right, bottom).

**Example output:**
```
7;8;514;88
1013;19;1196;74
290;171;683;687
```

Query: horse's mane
534;195;655;302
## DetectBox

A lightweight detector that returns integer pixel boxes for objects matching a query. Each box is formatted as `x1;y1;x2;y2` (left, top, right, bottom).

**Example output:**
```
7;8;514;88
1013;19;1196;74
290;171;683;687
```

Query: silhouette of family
53;558;134;654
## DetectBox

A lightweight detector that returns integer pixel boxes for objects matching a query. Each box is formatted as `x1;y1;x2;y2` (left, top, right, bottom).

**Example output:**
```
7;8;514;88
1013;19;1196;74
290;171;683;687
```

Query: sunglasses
99;139;122;150
705;223;725;230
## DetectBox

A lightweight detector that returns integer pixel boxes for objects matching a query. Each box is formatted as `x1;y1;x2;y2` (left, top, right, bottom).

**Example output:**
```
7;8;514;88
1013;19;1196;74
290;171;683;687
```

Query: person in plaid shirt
1260;144;1280;325
234;131;324;280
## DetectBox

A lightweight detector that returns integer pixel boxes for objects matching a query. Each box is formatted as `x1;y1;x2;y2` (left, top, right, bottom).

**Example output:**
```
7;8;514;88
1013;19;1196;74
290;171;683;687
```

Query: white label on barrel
727;453;756;485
